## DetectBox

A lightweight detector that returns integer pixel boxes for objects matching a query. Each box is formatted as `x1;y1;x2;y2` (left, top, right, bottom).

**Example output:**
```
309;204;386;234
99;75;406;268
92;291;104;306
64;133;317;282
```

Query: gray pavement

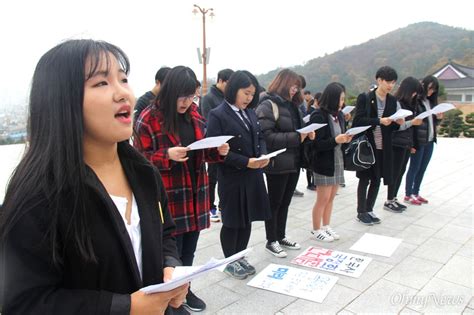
191;137;474;314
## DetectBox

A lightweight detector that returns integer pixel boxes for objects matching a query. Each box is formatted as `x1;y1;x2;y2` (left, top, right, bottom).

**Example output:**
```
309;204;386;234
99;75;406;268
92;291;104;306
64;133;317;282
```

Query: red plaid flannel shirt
134;104;222;235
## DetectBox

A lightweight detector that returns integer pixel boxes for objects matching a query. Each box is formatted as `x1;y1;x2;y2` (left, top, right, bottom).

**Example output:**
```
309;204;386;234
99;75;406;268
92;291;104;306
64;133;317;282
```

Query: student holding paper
0;40;189;314
384;77;423;212
309;82;353;241
404;75;442;205
256;69;315;258
206;71;271;279
352;66;404;225
135;66;229;312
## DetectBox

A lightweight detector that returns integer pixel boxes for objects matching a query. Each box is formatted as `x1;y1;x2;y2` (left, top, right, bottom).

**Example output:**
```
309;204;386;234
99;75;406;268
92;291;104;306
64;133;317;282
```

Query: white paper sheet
342;106;355;115
414;111;432;120
431;103;455;115
140;248;251;293
296;123;327;133
187;136;233;150
389;109;413;120
302;114;311;123
350;233;402;257
247;263;338;303
255;148;286;161
345;126;371;136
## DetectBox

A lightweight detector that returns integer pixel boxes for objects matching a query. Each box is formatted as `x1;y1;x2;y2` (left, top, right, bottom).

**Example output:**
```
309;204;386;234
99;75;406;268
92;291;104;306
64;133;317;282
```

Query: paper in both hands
302;114;311;123
345;126;371;136
140;248;252;294
342;106;355;115
255;148;286;161
296;123;327;134
389;109;413;121
414;103;455;119
187;136;234;150
431;103;455;115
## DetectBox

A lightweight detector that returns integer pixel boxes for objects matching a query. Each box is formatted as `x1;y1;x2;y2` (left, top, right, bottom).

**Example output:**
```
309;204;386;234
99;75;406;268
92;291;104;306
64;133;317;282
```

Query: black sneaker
367;211;381;224
265;241;288;258
393;199;407;210
183;289;206;312
224;261;248;280
238;258;256;275
357;213;374;225
384;201;404;213
173;306;190;315
293;189;304;197
278;237;301;250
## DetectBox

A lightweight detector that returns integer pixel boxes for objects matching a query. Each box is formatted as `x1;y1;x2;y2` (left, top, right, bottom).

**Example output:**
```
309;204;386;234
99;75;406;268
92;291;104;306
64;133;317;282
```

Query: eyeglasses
178;94;196;102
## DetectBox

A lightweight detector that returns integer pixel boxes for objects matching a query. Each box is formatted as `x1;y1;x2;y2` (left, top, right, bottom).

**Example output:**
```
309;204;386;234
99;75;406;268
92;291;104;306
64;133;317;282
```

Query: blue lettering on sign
268;267;289;280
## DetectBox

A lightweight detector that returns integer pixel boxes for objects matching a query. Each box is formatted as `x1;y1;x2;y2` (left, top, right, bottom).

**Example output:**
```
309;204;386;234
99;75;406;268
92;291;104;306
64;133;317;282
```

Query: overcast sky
1;0;472;109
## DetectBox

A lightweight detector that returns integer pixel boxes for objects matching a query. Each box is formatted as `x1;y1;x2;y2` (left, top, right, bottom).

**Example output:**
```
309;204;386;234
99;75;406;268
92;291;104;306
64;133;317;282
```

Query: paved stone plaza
190;137;473;314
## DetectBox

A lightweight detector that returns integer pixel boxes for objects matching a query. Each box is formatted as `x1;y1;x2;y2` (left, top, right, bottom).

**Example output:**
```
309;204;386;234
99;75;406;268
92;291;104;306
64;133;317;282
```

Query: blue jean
405;141;434;196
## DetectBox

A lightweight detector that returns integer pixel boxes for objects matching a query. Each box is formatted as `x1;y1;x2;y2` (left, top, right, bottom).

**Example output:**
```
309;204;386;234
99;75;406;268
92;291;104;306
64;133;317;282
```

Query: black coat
310;109;346;177
2;142;179;315
353;89;399;184
200;85;225;120
256;93;304;175
413;99;440;149
392;100;417;149
206;103;271;228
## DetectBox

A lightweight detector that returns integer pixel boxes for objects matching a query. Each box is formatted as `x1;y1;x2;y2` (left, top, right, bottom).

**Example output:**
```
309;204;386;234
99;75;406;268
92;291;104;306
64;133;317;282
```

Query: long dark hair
319;82;345;115
155;66;199;135
395;76;423;110
0;39;130;266
421;75;439;106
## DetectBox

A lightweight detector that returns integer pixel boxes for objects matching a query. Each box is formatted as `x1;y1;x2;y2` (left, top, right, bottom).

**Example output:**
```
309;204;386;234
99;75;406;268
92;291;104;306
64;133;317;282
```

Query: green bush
463;112;474;138
438;109;465;137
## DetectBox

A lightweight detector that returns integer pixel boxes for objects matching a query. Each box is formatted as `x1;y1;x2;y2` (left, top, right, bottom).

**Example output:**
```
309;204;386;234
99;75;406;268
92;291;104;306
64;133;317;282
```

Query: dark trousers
357;150;383;213
175;230;200;266
265;172;300;242
220;224;252;258
305;168;314;187
405;142;434;196
208;163;218;210
387;147;410;200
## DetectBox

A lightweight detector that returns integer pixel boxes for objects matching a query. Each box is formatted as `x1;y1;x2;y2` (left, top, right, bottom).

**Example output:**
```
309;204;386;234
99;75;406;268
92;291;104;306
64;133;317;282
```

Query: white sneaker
323;225;340;240
311;230;334;242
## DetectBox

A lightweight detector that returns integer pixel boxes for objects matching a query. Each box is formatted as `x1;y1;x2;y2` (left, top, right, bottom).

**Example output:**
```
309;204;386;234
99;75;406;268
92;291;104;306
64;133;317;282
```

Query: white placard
342;106;355;115
389;109;413;120
431;103;455;115
255;148;286;161
141;248;251;293
303;114;311;123
350;233;402;257
187;136;233;150
345;126;371;136
291;246;372;278
247;264;338;303
296;123;327;133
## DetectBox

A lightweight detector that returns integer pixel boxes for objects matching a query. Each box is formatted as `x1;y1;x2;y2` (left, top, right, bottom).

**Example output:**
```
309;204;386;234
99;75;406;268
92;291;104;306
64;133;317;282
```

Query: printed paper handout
255;148;286;161
303;114;311;123
350;233;402;257
187;136;233;150
414;103;455;120
389;109;413;121
291;246;372;278
342;106;355;115
345;126;371;136
296;123;327;133
247;263;338;303
414;111;432;120
141;248;251;293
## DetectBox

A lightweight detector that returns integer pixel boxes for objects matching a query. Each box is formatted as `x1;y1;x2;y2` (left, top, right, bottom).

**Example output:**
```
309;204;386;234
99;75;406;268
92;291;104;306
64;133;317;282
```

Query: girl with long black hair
0;39;188;314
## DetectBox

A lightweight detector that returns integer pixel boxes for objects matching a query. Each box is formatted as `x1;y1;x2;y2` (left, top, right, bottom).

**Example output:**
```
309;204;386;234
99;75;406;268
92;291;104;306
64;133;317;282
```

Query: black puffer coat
256;93;304;174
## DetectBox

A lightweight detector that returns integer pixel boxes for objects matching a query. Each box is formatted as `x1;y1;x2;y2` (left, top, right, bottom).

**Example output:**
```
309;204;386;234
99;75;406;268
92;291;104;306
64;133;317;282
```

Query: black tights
220;225;252;258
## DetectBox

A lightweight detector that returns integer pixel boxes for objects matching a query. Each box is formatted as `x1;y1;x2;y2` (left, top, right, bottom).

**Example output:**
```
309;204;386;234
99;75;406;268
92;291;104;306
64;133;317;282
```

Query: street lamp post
193;4;214;95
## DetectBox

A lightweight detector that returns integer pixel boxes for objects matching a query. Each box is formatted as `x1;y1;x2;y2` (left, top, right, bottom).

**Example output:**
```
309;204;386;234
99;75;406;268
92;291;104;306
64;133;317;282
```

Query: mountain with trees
256;22;473;98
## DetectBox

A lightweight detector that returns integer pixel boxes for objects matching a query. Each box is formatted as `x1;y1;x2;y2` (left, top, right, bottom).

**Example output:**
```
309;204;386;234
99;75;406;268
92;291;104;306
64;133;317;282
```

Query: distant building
432;62;474;103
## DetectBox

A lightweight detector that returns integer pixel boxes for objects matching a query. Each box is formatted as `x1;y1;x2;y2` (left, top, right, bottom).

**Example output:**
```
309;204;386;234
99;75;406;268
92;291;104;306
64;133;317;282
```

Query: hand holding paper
389;109;412;120
255;148;286;161
296;123;327;133
345;126;371;136
187;136;234;150
342;106;355;115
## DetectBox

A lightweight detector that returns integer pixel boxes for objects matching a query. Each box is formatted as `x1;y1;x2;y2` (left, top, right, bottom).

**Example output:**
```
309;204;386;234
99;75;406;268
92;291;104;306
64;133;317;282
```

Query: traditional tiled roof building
432;62;474;103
